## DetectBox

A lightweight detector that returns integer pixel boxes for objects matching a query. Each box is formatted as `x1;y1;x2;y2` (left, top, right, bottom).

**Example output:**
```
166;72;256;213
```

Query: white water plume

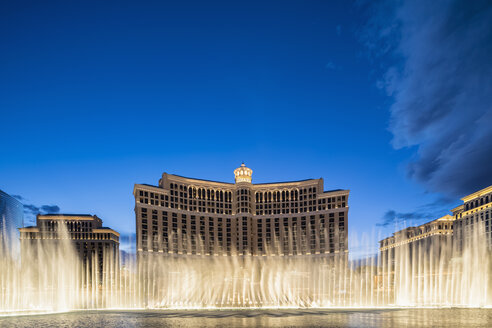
0;222;490;313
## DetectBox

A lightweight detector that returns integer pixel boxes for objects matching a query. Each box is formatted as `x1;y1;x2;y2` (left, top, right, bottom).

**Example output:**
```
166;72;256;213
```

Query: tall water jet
0;220;491;312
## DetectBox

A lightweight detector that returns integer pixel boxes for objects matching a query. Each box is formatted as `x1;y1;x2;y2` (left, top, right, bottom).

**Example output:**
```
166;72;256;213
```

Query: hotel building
452;185;492;253
379;214;455;268
19;214;120;281
134;164;349;258
378;214;455;301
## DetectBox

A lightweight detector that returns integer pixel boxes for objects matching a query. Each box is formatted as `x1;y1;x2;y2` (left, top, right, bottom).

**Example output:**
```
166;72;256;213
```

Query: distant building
379;214;455;267
134;163;349;258
378;185;492;304
19;214;119;283
452;185;492;253
378;214;455;299
0;190;24;257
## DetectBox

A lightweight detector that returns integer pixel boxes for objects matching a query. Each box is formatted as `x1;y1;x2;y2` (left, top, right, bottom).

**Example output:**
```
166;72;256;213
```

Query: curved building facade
134;164;349;257
0;190;24;257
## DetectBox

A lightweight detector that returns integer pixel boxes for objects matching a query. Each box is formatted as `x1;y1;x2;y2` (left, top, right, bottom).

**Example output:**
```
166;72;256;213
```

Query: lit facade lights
134;164;349;258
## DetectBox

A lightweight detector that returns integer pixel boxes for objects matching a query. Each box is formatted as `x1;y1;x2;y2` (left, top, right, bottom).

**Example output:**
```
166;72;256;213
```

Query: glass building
0;189;24;257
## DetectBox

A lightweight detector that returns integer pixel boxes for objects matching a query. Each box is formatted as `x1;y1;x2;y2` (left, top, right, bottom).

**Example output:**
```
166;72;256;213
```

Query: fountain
0;221;490;314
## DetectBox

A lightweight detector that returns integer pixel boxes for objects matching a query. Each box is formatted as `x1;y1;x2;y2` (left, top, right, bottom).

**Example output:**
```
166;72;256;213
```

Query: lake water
1;308;491;327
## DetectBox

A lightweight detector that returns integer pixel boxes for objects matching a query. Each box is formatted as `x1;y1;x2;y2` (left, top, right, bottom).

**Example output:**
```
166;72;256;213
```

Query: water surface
1;308;492;327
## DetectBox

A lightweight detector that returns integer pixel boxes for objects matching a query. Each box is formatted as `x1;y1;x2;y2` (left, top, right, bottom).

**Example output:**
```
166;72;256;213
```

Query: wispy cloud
377;210;430;227
13;195;60;224
377;197;455;227
362;0;492;198
11;195;24;202
23;204;60;217
325;61;337;70
336;25;342;36
40;205;60;213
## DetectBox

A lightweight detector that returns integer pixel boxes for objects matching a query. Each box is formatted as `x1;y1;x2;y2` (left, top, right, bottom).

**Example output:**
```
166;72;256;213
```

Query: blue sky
1;1;491;255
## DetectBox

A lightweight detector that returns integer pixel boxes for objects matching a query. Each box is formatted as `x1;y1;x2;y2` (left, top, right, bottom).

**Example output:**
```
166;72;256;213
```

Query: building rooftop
254;178;318;186
163;173;322;187
323;189;345;193
461;185;492;202
136;166;350;192
379;214;454;243
167;174;234;185
140;183;159;188
40;214;94;216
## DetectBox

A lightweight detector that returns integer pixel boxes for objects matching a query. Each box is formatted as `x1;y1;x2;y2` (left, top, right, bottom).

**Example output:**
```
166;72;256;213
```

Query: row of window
138;188;347;208
464;193;491;211
139;209;346;255
138;196;346;215
456;209;491;227
21;231;118;242
141;240;345;256
141;231;345;256
39;220;95;232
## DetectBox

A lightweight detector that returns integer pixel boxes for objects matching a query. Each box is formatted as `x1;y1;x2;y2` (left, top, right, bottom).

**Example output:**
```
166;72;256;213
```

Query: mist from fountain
0;221;490;314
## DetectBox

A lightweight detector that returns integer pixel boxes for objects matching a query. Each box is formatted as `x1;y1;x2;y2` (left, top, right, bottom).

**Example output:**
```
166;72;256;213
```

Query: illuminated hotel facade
378;214;455;300
379;214;455;269
452;185;492;252
378;184;492;297
379;185;492;261
19;214;120;281
134;164;349;258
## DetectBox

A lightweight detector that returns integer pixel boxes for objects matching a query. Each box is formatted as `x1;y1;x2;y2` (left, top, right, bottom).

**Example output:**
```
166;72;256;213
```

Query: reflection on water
1;309;492;328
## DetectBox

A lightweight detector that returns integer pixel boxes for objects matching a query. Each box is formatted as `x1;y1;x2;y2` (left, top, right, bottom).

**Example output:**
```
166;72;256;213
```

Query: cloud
11;195;25;201
23;203;60;217
325;61;337;70
23;204;41;216
377;197;455;227
362;0;492;197
336;25;342;36
40;205;60;213
15;195;61;224
377;210;429;227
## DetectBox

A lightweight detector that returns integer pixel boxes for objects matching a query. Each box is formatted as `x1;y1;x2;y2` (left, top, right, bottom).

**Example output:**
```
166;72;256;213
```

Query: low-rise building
378;214;455;302
379;214;455;269
19;214;119;283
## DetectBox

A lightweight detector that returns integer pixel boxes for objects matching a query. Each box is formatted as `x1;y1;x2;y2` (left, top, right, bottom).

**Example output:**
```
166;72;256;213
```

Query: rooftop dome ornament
234;163;253;183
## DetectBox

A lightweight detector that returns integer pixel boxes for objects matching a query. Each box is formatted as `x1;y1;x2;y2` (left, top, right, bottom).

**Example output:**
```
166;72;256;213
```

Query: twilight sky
1;0;491;255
